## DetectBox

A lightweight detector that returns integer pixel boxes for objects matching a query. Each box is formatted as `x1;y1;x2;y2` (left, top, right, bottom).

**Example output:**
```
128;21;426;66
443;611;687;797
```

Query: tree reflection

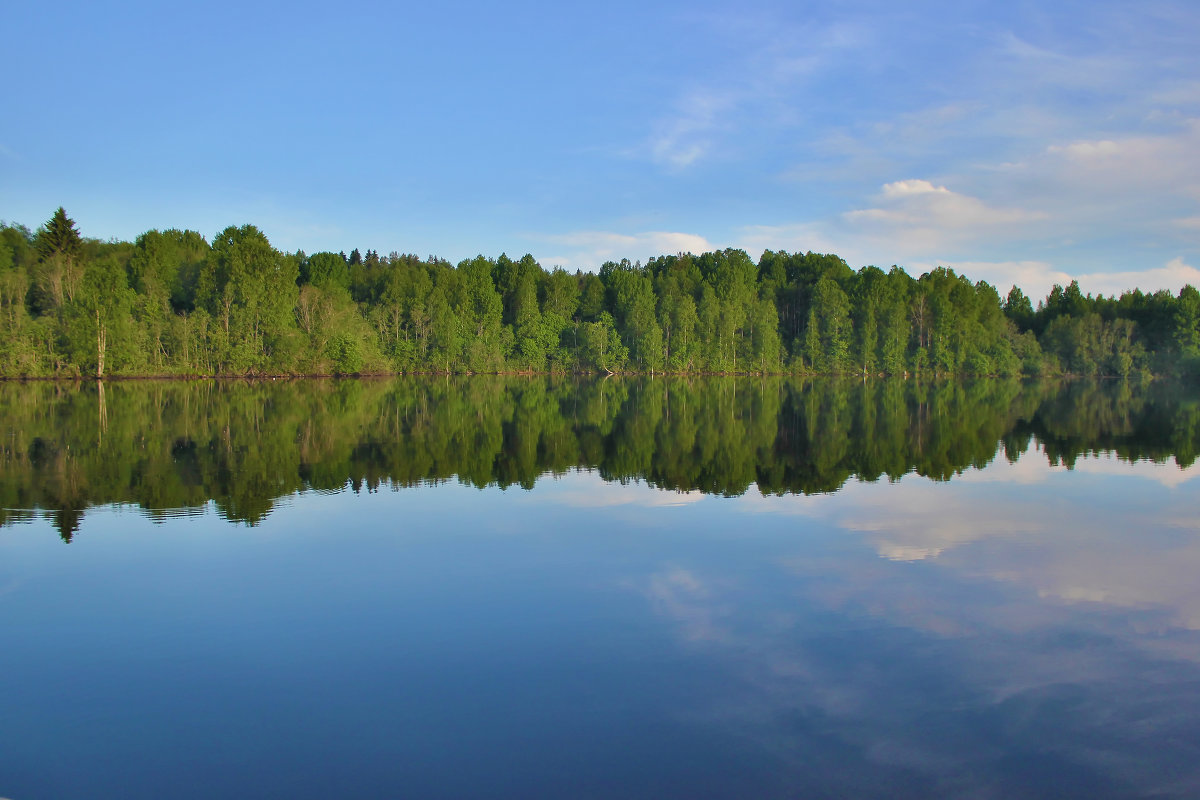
0;376;1194;540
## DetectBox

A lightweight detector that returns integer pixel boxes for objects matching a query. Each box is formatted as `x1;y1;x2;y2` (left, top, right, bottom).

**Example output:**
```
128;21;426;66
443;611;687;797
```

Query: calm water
2;377;1199;798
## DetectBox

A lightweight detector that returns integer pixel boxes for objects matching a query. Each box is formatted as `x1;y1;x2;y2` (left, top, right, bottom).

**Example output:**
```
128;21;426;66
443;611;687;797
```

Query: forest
2;376;1195;540
2;208;1199;378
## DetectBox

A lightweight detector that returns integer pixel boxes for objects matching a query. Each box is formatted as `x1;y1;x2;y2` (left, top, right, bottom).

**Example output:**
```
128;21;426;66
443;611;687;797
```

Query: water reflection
1;376;1196;540
591;456;1200;797
1;439;1199;796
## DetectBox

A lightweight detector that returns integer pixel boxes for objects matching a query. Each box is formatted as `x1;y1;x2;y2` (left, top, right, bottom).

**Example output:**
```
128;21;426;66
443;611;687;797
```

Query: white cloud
786;180;1054;266
939;260;1071;297
627;16;1200;283
933;257;1200;300
880;179;951;198
736;171;1198;298
846;179;1045;232
734;182;1045;277
1074;257;1200;297
530;229;716;271
748;12;1200;279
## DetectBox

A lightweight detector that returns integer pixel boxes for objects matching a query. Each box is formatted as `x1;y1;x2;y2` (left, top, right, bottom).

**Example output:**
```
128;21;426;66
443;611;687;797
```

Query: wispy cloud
636;13;870;169
735;221;845;261
738;5;1200;288
647;91;733;169
1044;120;1200;193
1151;80;1200;107
738;108;1200;294
995;31;1132;93
1048;139;1122;160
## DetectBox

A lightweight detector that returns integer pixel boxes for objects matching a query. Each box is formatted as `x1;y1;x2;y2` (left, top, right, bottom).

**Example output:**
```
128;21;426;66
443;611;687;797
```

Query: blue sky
3;0;1199;298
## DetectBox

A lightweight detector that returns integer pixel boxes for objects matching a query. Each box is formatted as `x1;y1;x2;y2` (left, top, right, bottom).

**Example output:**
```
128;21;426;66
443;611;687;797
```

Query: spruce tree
34;207;84;309
37;207;82;260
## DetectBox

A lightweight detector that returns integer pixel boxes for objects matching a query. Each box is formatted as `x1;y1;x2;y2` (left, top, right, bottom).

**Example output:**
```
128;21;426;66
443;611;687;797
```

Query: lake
2;377;1199;798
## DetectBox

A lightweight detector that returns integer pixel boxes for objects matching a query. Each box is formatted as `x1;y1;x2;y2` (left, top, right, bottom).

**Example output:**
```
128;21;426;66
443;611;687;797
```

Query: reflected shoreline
1;376;1195;539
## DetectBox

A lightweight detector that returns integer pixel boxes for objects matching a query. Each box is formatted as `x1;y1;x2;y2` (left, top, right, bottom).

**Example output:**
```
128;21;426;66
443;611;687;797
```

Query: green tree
34;207;84;310
811;276;852;371
303;252;351;293
581;312;627;372
197;225;299;373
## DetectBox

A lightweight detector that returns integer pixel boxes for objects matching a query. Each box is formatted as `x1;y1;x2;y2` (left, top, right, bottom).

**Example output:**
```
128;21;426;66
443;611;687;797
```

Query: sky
3;0;1200;299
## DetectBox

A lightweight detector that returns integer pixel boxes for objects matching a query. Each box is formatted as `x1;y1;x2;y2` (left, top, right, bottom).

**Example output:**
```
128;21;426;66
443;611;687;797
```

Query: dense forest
2;376;1195;540
2;208;1199;377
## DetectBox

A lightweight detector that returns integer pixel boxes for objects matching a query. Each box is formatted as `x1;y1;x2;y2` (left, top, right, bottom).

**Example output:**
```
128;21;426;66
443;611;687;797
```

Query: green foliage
31;208;85;312
811;276;852;371
1174;285;1200;362
581;312;628;372
1;209;1198;379
302;251;351;293
36;207;82;262
198;225;299;373
603;261;664;371
4;376;1196;541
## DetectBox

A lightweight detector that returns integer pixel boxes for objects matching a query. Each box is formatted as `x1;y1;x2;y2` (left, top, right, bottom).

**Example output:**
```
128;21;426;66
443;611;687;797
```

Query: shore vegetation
2;210;1198;378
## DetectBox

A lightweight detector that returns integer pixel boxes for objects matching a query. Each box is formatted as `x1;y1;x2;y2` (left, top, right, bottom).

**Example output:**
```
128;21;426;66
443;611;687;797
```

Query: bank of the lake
5;212;1199;382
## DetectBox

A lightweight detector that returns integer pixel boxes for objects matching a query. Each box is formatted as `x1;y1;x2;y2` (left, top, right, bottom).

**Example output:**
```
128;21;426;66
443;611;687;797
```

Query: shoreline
0;370;1154;382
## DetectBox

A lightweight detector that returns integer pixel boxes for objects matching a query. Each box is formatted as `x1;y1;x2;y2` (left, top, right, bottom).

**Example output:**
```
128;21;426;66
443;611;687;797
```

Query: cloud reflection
623;450;1200;795
642;567;729;643
732;450;1200;630
536;471;707;509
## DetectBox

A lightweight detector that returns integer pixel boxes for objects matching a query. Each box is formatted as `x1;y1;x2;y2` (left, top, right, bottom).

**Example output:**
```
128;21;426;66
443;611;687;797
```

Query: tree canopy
0;209;1197;378
2;375;1194;542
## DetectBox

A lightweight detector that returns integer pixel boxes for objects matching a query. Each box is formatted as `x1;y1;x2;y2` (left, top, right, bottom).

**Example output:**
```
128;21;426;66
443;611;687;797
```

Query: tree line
2;376;1194;541
2;208;1199;377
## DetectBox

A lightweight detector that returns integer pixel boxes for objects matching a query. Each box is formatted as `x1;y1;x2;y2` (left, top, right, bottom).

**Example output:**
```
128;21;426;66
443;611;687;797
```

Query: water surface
1;377;1198;798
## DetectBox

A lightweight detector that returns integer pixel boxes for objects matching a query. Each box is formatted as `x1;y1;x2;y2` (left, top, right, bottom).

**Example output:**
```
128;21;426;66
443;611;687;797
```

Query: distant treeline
2;208;1199;377
2;376;1195;540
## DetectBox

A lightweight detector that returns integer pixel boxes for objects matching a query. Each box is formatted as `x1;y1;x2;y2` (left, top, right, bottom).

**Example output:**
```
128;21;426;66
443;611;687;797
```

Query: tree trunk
96;309;107;378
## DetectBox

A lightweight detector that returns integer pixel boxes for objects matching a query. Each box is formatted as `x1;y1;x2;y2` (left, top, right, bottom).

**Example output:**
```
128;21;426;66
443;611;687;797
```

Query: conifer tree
35;207;84;309
37;207;82;261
